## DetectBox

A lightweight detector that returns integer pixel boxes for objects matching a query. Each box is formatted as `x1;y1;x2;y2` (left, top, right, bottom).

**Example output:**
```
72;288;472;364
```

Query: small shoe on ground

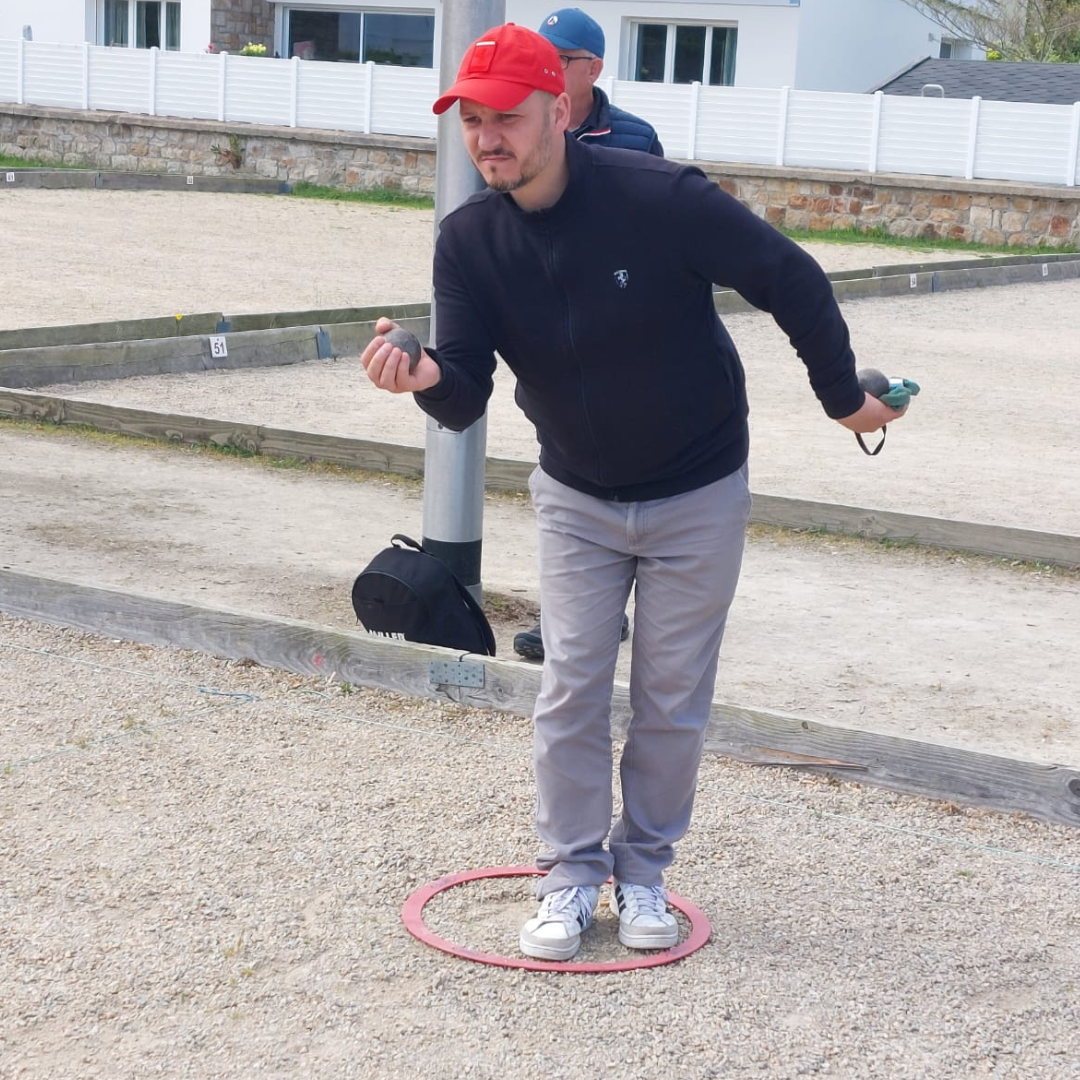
512;613;632;662
610;881;679;950
519;884;600;961
512;621;545;661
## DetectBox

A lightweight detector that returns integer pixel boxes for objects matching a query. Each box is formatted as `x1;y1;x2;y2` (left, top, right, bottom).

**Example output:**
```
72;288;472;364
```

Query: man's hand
835;392;907;434
361;317;441;393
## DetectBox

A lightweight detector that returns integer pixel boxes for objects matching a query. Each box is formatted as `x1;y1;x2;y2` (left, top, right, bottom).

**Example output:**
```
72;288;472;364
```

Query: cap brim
538;31;580;51
432;77;536;116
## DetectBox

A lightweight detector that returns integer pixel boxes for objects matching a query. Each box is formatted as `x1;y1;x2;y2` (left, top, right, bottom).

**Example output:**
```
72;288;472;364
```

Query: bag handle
390;533;423;551
454;578;497;656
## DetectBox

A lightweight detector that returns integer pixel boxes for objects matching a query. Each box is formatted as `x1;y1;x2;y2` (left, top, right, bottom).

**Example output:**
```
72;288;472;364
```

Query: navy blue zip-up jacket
417;135;863;503
572;87;663;157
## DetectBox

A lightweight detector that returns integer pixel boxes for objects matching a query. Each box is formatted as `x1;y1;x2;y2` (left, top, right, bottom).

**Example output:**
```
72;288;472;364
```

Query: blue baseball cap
539;8;605;59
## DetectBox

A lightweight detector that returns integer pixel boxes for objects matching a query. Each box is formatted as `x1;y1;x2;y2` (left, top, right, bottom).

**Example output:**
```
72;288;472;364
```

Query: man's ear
588;57;603;84
553;91;572;132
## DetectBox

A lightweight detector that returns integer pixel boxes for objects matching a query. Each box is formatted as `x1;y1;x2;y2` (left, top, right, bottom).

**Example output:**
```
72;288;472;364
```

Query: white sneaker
611;881;679;950
519;884;600;961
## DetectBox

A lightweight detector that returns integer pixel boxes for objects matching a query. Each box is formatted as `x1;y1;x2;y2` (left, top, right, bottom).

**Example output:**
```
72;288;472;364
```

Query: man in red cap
362;24;902;962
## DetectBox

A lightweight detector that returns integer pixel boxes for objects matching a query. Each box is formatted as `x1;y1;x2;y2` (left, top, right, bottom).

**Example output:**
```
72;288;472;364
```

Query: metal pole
422;0;504;601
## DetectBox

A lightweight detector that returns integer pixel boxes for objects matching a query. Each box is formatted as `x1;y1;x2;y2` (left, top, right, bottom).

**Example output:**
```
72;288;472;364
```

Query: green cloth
880;378;921;410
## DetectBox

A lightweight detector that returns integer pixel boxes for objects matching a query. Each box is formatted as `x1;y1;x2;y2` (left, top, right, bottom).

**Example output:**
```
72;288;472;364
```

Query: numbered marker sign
5;173;14;183
209;335;228;359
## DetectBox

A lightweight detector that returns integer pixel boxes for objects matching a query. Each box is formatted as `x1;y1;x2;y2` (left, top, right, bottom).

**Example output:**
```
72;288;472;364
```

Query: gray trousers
527;464;751;896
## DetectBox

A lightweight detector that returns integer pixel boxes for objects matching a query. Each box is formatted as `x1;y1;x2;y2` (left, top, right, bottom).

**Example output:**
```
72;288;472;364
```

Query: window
631;22;737;86
286;8;434;66
101;0;180;50
102;0;129;46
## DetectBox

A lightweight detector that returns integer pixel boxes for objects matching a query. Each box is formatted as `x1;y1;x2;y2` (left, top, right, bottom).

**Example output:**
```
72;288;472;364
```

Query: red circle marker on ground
401;865;712;973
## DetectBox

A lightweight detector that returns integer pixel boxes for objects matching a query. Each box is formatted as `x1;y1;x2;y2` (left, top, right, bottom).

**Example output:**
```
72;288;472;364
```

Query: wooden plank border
3;256;1076;353
1;388;1076;569
2;567;1078;828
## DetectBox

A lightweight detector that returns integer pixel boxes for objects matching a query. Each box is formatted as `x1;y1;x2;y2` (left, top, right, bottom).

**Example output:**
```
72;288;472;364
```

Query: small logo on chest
614;269;629;289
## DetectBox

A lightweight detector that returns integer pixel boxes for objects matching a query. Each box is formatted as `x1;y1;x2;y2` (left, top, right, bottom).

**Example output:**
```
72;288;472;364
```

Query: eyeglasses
557;53;595;70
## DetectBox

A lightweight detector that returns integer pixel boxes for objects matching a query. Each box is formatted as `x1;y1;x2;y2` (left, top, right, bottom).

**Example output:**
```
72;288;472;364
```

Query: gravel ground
3;614;1080;1080
40;277;1080;536
4;190;1080;1078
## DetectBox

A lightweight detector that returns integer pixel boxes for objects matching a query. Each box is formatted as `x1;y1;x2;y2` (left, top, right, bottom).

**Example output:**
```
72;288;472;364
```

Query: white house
0;0;969;94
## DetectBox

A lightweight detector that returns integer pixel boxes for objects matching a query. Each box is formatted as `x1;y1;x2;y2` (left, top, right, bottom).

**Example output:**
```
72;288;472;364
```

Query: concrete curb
0;305;431;352
0;316;430;387
1;167;289;195
0;326;325;387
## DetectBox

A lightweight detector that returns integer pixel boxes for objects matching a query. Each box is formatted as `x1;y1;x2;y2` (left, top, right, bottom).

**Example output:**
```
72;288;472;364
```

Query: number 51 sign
208;335;228;359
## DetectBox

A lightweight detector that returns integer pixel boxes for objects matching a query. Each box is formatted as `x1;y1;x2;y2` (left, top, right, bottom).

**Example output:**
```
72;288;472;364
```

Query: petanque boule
384;328;423;373
857;367;891;399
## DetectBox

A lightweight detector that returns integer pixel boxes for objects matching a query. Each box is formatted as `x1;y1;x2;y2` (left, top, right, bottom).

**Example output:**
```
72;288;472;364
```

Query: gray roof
871;57;1080;105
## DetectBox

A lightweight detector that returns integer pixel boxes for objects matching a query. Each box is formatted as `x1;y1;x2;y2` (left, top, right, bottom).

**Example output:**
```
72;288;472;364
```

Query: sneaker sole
512;639;545;661
618;924;679;950
519;932;581;962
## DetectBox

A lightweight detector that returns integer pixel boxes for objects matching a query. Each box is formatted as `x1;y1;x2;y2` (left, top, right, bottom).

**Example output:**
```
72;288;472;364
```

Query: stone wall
210;0;275;55
2;104;1078;247
0;106;435;194
703;163;1080;248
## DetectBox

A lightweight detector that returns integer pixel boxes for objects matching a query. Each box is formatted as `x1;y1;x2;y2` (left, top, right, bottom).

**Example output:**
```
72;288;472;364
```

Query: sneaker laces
619;883;668;920
537;886;594;921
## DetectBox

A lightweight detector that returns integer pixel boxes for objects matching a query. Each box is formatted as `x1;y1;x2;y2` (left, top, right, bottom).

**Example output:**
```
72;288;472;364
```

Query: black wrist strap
856;426;887;456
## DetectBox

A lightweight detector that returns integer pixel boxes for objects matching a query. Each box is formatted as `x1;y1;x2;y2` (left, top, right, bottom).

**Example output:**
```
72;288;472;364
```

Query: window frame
99;0;180;51
629;20;738;86
283;6;435;67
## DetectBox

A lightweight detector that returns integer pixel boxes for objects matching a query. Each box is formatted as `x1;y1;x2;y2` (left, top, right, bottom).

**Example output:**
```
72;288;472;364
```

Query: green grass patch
289;181;433;209
779;223;1078;256
0;153;85;170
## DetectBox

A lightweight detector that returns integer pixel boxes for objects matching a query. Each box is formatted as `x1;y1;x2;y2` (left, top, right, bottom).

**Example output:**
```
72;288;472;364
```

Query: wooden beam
2;567;1078;828
1;389;1075;569
751;493;1080;569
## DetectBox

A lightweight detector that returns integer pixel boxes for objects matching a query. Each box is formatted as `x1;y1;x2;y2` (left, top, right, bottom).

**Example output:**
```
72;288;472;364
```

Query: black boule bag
351;534;496;656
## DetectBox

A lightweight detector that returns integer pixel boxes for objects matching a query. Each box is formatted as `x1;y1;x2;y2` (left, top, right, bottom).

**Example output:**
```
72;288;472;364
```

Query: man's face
556;49;602;108
459;91;566;194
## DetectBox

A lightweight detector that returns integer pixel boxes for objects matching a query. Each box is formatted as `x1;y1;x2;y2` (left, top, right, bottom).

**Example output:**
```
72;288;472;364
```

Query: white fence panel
23;41;83;110
224;54;292;127
369;65;438;139
974;99;1075;186
296;59;368;132
876;96;970;178
156;51;221;121
612;80;693;159
4;40;1080;188
695;86;782;165
785;90;876;171
0;40;18;102
87;46;151;114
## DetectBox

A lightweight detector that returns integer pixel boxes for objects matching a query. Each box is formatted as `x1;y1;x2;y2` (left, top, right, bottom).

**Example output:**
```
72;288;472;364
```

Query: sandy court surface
39;279;1080;536
0;187;1013;329
0;190;436;328
4;188;1080;1080
5;189;1078;536
2;187;1079;768
2;424;1078;767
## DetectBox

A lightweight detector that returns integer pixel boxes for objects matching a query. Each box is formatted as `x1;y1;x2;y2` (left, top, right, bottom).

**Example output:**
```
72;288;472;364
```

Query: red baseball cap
432;23;565;115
